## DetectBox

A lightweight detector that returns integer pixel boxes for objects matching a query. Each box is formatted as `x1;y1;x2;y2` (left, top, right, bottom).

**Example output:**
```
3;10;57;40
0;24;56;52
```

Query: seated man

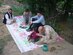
27;10;45;31
3;8;15;25
29;25;63;45
23;9;32;25
20;9;32;28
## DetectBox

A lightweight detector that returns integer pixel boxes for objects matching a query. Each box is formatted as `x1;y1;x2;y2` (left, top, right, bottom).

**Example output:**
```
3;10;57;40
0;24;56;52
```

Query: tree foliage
17;0;73;21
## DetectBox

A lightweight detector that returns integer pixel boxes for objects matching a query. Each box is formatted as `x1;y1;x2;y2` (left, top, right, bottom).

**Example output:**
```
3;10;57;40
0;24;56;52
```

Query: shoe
26;29;32;32
19;26;27;29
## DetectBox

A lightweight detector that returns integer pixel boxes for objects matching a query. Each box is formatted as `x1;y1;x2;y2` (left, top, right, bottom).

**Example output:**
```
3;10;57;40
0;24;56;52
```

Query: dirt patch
0;25;10;39
0;13;10;39
3;0;23;6
50;47;56;52
0;30;4;36
0;5;11;13
0;34;13;55
2;41;23;55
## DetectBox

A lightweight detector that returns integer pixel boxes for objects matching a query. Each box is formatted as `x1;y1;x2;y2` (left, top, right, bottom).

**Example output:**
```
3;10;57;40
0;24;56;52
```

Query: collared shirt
30;15;45;25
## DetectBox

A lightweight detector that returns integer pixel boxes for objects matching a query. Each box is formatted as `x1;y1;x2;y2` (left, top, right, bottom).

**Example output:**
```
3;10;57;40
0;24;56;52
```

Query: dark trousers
25;18;29;24
29;23;43;32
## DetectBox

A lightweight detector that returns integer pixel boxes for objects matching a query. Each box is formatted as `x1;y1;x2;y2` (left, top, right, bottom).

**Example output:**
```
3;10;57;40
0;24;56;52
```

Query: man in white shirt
3;8;15;25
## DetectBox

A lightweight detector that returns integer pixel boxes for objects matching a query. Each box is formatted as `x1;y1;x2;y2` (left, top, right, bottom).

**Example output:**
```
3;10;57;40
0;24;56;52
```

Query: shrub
12;5;25;16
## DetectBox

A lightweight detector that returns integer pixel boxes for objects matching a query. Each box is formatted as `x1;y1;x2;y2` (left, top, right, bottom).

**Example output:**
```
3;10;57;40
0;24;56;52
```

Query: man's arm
35;32;50;45
32;16;44;23
29;16;37;22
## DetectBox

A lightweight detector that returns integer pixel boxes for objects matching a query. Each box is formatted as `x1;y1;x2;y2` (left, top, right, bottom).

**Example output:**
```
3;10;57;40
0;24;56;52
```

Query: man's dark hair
8;8;12;11
37;10;42;14
25;9;30;12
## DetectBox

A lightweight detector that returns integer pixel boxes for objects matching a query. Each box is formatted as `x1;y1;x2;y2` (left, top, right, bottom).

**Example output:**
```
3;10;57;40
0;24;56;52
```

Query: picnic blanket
6;16;42;53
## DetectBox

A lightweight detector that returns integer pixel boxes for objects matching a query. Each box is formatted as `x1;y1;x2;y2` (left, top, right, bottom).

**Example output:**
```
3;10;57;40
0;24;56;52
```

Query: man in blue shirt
27;10;45;32
30;11;45;25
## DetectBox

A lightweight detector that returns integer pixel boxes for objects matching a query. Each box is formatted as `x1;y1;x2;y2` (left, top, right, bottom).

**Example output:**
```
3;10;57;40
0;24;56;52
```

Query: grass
0;1;2;6
0;39;5;54
47;15;73;44
0;35;12;54
12;5;25;16
45;18;62;33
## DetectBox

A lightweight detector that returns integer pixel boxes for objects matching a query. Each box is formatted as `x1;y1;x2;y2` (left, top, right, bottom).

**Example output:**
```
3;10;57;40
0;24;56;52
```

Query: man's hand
29;21;32;25
36;33;42;38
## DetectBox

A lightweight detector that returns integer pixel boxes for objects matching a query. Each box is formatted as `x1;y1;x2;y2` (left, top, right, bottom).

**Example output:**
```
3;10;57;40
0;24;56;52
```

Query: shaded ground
58;22;73;44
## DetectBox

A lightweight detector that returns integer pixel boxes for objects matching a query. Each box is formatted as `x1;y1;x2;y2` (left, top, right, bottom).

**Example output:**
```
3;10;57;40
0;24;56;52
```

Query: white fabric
6;16;42;53
5;14;14;24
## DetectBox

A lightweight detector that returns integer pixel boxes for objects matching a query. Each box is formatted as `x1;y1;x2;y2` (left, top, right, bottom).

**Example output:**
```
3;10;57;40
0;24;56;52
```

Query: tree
17;0;73;21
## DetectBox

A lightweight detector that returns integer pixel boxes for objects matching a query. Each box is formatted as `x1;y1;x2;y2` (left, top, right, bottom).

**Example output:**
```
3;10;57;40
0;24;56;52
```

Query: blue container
41;44;48;52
